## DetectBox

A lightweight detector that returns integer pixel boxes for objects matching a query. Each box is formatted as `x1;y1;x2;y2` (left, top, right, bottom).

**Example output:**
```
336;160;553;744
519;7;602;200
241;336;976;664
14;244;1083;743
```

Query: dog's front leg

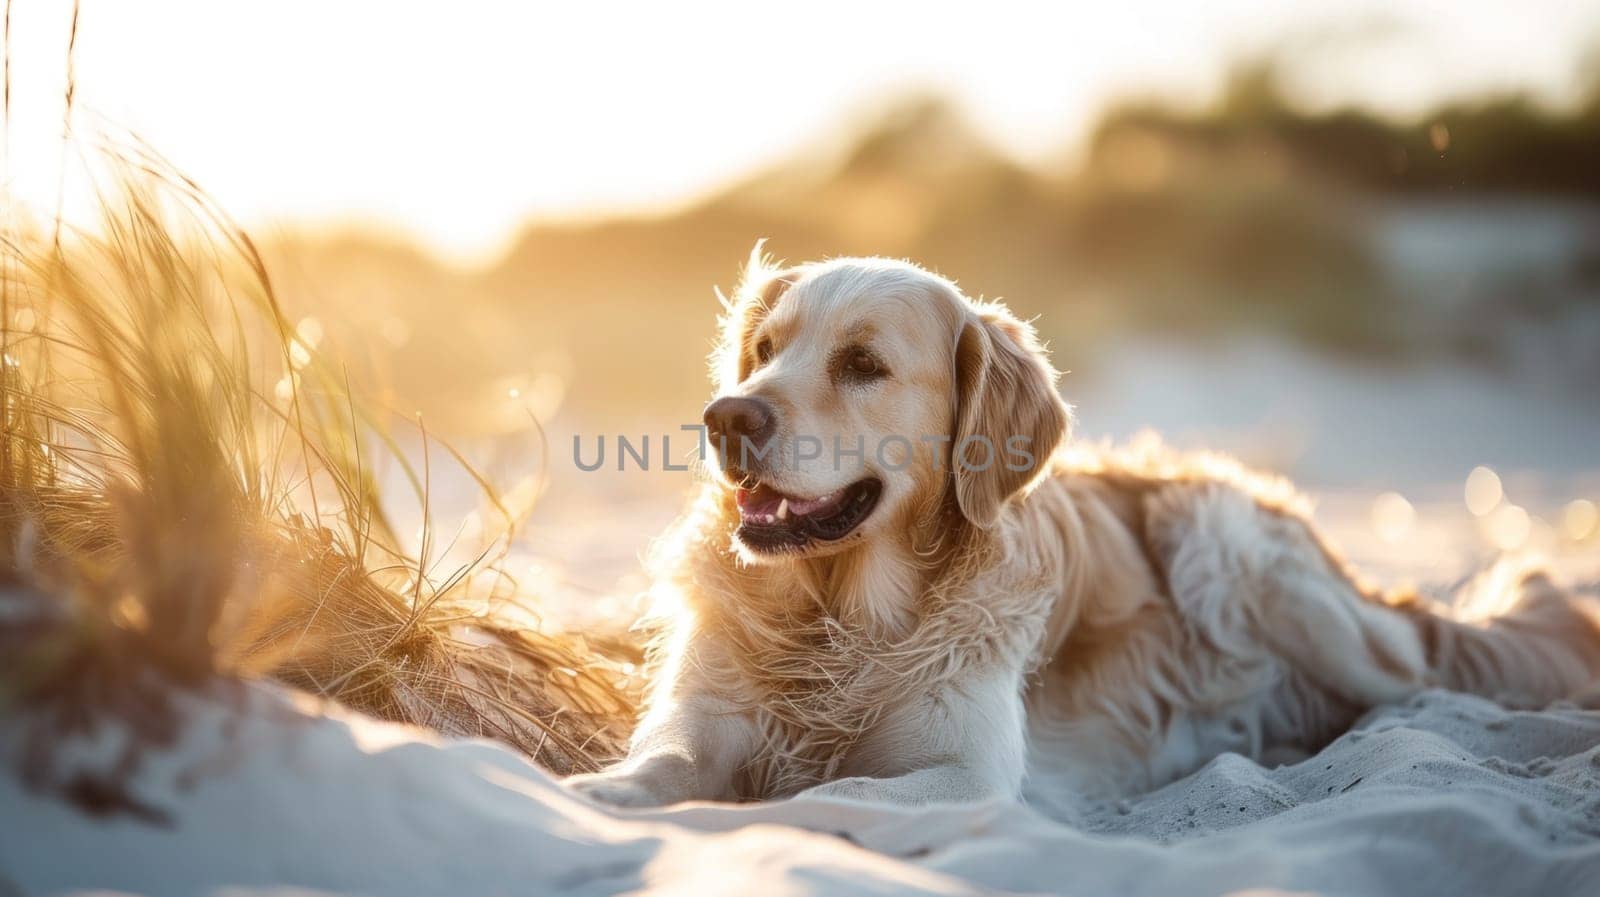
795;666;1027;806
566;645;759;808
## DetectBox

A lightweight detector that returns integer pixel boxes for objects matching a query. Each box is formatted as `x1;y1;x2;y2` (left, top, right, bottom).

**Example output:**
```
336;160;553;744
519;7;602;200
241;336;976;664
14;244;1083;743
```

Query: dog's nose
703;396;775;447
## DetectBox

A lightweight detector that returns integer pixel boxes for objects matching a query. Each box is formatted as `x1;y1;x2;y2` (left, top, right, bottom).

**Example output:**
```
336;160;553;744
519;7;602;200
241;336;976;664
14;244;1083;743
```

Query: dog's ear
713;241;796;390
951;304;1071;528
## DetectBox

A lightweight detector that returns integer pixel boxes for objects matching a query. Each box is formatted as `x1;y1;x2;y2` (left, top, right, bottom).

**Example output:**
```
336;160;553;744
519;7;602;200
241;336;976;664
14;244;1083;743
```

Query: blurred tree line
1091;55;1600;198
272;49;1600;428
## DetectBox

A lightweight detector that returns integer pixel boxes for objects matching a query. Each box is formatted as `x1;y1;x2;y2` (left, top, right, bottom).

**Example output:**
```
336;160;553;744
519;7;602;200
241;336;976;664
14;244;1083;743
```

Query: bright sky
4;0;1598;263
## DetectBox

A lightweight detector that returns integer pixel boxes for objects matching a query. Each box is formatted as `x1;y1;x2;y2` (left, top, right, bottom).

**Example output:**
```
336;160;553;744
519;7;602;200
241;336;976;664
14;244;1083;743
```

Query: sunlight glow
273;374;299;403
3;1;1596;262
1371;492;1416;544
1464;466;1503;516
1563;499;1598;542
1481;503;1531;552
296;317;325;348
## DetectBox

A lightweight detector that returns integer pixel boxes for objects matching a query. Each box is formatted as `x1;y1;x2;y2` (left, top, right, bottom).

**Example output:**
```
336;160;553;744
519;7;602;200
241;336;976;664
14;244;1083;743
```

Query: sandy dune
5;678;1599;897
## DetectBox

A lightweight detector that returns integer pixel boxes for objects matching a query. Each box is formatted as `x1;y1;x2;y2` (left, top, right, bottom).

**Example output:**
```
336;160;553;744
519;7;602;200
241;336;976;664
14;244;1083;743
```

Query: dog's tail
1393;560;1600;708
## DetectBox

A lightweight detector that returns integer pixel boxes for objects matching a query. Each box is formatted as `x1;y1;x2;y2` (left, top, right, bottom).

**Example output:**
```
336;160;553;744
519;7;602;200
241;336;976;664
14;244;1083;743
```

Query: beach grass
0;135;638;793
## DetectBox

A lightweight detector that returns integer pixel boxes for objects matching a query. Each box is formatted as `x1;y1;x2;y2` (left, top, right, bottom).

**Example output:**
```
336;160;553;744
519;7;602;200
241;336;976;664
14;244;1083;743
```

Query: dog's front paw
566;754;706;808
563;770;675;808
795;775;890;803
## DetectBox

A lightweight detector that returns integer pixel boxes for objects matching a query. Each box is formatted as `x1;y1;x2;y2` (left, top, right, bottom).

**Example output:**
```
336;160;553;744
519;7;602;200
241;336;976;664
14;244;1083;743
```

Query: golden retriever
567;249;1600;807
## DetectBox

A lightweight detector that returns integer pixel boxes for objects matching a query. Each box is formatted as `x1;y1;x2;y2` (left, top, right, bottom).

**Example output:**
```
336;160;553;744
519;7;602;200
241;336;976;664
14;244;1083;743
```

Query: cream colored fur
566;250;1600;808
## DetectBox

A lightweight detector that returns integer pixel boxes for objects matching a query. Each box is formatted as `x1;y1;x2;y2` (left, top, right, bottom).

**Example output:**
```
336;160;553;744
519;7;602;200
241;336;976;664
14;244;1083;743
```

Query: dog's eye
841;347;886;380
754;338;774;366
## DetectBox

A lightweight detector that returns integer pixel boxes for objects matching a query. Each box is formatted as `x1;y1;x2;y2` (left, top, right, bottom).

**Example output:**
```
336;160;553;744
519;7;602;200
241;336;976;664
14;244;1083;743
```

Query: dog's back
1023;444;1600;795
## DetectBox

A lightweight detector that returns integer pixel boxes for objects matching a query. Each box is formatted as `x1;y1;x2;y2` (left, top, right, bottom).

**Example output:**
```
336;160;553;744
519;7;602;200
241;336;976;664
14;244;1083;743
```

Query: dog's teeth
777;499;789;520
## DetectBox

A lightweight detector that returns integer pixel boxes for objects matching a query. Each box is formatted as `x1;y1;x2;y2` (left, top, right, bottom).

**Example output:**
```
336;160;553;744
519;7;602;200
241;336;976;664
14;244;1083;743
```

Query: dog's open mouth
734;478;882;551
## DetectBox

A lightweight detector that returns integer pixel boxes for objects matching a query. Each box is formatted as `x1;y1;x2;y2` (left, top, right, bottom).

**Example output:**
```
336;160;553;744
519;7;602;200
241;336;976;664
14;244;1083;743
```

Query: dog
566;249;1600;807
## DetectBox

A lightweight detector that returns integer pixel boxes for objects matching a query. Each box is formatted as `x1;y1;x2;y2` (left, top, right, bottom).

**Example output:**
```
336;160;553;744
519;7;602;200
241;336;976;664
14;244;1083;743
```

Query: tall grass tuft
0;140;637;805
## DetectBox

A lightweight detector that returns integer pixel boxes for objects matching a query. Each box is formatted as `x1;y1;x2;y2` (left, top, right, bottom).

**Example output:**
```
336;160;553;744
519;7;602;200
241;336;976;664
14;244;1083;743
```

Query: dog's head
705;246;1071;561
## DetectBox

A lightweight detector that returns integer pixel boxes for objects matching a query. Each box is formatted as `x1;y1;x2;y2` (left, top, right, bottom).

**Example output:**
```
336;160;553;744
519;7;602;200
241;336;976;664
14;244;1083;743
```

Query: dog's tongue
736;483;850;521
736;484;785;517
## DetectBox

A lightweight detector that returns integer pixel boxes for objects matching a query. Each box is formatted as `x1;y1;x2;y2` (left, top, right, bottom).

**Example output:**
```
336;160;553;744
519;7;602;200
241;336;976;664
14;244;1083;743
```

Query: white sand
5;679;1600;896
